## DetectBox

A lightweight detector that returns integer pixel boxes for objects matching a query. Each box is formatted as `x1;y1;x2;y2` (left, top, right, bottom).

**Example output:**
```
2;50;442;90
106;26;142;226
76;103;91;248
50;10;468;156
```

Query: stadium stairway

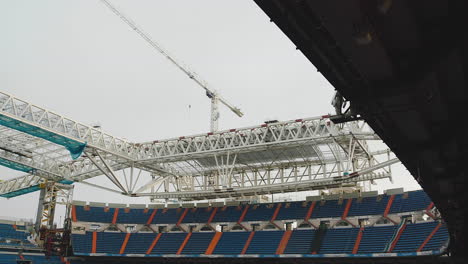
310;224;327;254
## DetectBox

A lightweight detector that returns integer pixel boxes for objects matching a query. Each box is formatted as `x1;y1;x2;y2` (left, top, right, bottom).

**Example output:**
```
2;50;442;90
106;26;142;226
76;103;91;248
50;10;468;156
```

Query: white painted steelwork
0;91;395;200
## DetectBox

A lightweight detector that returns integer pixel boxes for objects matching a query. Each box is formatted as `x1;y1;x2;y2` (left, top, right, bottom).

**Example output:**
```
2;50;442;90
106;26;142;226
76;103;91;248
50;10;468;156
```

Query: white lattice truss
0;91;397;200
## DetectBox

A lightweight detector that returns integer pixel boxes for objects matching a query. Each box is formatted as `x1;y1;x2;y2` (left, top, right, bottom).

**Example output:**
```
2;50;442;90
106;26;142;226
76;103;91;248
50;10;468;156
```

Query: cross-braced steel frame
0;91;396;201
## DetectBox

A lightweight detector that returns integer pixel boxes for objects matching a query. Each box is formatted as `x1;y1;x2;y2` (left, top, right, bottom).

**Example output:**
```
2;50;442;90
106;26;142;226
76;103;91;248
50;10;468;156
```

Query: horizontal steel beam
134;172;392;200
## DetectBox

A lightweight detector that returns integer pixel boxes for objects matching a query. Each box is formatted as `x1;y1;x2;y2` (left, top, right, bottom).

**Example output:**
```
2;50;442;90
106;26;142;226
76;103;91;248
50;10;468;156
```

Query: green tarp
0;114;86;159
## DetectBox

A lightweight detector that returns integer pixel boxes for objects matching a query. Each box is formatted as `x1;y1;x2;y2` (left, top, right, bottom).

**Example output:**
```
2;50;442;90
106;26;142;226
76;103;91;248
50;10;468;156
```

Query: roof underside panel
253;0;468;258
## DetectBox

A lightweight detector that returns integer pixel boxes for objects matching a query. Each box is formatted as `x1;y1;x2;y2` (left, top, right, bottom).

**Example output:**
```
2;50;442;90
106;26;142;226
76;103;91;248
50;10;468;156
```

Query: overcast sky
0;0;421;222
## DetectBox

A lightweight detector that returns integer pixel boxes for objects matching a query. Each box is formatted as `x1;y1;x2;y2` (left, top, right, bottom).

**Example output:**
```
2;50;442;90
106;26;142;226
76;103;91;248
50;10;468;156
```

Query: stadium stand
71;221;448;257
319;227;359;254
283;229;315;254
244;230;283;254
0;253;62;264
72;190;433;224
212;231;250;255
68;189;449;260
0;223;29;242
0;220;63;264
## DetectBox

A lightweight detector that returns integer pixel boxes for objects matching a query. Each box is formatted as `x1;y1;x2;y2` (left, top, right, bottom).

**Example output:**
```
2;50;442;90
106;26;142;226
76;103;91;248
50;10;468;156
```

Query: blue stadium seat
311;200;346;219
124;233;156;254
181;232;214;254
74;206;115;223
73;190;436;224
348;195;389;217
389;190;431;214
358;225;396;253
0;223;29;241
393;222;439;253
150;232;186;254
275;202;309;220
96;232;126;254
151;208;183;224
182;208;212;224
284;229;316;254
422;223;449;251
243;204;275;221
213;231;250;254
245;230;284;254
0;253;18;264
117;209;150;224
71;232;93;253
319;228;359;254
212;206;243;223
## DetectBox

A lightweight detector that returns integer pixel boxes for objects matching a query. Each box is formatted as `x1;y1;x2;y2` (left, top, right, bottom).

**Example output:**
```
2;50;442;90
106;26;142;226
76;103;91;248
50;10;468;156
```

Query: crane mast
100;0;243;131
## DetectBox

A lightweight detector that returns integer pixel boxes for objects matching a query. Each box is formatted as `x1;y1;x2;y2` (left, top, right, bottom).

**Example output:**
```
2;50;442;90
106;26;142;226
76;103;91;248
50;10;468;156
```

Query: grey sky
0;0;421;221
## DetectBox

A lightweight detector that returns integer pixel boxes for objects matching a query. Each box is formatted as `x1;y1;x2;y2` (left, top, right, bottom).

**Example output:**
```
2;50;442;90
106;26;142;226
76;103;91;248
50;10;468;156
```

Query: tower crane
100;0;244;132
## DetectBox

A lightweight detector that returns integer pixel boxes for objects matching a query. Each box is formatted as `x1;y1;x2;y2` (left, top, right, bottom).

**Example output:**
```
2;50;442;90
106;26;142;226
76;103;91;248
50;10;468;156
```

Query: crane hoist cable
99;0;243;131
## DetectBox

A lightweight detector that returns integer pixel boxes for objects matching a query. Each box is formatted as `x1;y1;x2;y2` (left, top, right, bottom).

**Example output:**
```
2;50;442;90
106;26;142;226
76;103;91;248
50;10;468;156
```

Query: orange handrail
384;195;395;217
71;205;77;222
342;199;353;219
240;231;255;254
417;222;442;252
176;232;192;255
207;207;218;224
304;201;316;221
352;227;364;254
111;208;119;225
119;233;131;254
91;232;97;253
276;230;292;254
146;209;157;225
388;224;406;252
146;233;162;255
205;232;223;255
271;203;282;222
177;208;189;226
425;202;436;219
238;205;249;223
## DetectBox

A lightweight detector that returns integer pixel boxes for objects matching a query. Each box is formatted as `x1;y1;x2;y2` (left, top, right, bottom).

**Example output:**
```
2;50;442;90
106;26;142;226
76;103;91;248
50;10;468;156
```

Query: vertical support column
35;187;46;232
205;232;223;255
